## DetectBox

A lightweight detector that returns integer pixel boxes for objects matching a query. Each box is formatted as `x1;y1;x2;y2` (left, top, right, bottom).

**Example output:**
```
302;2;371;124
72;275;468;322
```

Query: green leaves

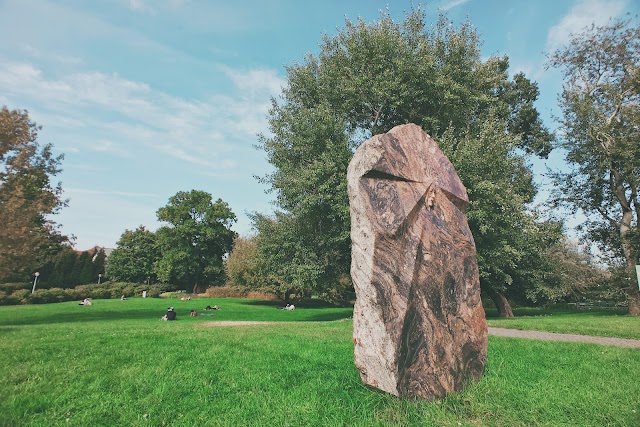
548;18;640;313
155;190;237;291
107;226;160;284
0;106;68;281
108;191;237;292
254;6;554;307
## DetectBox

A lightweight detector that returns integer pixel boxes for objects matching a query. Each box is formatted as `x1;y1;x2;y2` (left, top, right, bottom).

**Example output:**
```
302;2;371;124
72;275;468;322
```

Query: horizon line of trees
1;6;638;315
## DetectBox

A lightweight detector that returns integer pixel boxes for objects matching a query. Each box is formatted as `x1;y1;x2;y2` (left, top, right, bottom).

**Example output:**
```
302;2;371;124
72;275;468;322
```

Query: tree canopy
547;18;640;315
254;7;556;314
0;106;68;281
155;190;237;292
107;226;160;284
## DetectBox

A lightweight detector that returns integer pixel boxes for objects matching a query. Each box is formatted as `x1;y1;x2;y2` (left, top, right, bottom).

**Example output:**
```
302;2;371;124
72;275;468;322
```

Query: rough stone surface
347;123;488;400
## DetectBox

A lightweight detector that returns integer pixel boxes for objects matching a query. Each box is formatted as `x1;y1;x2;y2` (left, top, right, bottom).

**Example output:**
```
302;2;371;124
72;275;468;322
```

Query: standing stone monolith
347;123;487;400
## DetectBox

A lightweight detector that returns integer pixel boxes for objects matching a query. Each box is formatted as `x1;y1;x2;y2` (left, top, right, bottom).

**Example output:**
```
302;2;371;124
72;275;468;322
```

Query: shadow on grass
0;307;164;326
306;311;353;322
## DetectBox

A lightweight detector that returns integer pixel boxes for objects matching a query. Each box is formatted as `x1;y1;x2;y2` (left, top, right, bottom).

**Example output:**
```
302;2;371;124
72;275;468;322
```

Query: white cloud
220;66;285;97
0;59;282;168
546;0;627;51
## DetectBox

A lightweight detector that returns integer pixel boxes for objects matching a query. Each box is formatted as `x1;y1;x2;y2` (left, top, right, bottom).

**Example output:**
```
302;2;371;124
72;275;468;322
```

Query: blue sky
0;0;638;250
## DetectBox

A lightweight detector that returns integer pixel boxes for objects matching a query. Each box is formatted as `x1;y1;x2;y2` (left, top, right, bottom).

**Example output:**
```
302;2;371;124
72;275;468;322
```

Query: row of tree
1;6;638;316
0;106;236;293
38;247;107;288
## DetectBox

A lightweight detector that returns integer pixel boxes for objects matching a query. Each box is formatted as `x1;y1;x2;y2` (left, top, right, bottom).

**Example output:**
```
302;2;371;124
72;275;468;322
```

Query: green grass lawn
1;298;639;426
486;307;640;339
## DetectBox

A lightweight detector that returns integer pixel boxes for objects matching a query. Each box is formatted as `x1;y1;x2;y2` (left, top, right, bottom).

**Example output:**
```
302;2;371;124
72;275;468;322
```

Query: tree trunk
629;289;640;316
625;259;640;316
284;289;292;305
618;209;639;316
487;288;514;317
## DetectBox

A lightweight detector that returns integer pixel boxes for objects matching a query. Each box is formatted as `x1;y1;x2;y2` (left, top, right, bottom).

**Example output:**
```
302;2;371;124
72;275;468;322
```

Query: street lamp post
32;272;40;293
98;273;102;284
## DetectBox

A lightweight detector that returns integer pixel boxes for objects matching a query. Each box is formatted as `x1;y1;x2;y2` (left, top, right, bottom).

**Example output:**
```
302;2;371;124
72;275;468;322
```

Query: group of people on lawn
161;302;297;320
161;304;220;320
78;297;296;320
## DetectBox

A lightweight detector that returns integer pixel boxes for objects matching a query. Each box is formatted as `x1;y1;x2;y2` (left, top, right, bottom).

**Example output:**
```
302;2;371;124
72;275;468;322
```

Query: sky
0;0;638;251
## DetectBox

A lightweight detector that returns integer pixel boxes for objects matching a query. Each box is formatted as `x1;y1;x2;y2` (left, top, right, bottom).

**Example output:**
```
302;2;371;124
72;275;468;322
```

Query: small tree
155;190;237;293
225;235;261;290
107;226;160;284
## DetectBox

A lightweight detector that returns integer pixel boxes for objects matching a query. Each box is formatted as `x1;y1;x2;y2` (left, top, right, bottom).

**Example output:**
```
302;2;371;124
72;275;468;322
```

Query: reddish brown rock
347;123;487;400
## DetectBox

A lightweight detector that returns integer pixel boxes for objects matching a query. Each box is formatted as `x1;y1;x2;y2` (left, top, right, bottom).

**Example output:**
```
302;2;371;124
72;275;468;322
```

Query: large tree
0;106;68;281
255;8;554;314
547;19;640;315
155;190;237;293
107;226;160;283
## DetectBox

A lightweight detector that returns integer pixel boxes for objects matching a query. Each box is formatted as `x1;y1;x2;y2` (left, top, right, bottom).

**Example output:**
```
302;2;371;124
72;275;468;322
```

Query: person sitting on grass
190;309;200;316
79;298;92;306
161;307;177;321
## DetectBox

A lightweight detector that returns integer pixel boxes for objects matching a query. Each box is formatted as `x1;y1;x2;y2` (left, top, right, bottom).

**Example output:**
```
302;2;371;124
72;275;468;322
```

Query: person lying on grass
161;307;177;321
205;305;219;310
191;309;214;316
278;304;296;310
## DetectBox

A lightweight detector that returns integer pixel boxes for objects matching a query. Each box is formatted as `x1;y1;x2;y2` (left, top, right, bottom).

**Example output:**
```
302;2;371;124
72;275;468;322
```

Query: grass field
1;298;639;426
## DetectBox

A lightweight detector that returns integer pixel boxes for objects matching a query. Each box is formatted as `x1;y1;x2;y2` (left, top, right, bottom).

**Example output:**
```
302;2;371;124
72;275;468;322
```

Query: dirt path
488;327;640;348
197;321;640;348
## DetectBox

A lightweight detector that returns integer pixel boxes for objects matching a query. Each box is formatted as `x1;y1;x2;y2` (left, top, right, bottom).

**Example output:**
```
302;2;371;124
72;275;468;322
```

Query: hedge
0;282;175;305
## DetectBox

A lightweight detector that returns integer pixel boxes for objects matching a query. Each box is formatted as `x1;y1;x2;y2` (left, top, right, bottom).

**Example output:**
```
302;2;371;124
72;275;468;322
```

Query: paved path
488;327;640;348
198;321;640;348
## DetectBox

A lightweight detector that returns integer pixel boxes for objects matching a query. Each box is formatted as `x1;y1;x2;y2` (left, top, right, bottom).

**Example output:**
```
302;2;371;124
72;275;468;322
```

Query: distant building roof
76;246;114;258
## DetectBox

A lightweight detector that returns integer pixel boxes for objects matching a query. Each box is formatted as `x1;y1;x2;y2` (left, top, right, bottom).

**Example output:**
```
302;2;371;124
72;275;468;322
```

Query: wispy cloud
0;59;284;168
546;0;627;51
21;44;84;66
439;0;472;11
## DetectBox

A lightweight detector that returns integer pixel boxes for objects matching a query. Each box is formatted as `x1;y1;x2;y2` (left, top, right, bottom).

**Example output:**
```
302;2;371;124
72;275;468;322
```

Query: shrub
29;288;69;304
203;286;248;298
11;289;31;305
225;236;262;289
0;282;30;293
0;281;176;305
246;291;277;300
